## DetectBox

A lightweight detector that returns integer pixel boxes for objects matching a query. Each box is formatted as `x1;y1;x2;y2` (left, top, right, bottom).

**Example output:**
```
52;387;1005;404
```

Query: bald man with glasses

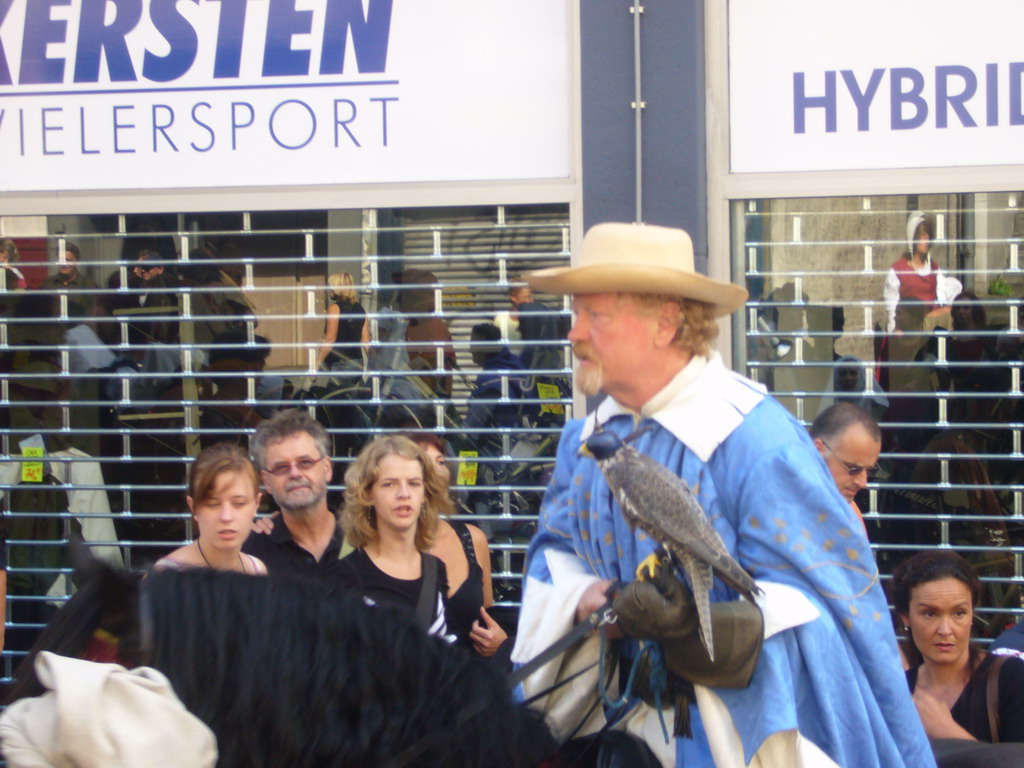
809;402;882;528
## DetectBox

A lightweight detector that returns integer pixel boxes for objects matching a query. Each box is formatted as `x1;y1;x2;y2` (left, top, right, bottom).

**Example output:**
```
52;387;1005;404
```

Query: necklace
197;540;246;573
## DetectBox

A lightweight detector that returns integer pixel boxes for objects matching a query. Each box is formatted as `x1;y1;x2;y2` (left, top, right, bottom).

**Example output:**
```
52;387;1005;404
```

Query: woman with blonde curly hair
315;271;369;377
335;435;453;639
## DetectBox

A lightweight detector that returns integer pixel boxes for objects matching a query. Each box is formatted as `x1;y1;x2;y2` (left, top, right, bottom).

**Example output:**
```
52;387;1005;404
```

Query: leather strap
509;597;617;689
986;655;1008;744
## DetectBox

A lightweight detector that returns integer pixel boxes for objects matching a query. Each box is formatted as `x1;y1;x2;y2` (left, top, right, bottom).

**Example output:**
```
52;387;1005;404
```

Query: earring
903;625;909;631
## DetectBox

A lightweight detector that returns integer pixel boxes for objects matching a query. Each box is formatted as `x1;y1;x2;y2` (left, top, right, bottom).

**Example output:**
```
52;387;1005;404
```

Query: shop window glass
0;204;571;672
737;193;1023;638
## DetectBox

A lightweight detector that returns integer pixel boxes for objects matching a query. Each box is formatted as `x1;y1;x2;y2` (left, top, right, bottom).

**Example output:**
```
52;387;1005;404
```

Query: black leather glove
612;560;763;689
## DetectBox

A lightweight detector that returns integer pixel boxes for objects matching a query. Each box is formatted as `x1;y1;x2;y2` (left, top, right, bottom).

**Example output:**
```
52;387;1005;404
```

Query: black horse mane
5;561;143;703
9;566;556;768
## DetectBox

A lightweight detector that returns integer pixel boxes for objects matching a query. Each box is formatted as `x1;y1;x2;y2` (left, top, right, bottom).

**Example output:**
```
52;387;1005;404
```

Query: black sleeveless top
444;520;485;649
327;299;366;361
334;549;450;638
906;655;1024;742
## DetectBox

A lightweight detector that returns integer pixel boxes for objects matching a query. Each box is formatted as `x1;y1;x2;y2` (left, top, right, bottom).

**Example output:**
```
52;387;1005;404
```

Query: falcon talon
635;551;664;581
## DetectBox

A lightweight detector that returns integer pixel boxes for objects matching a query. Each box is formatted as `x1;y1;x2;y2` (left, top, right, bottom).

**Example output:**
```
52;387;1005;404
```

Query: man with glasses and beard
243;409;344;579
809;402;882;530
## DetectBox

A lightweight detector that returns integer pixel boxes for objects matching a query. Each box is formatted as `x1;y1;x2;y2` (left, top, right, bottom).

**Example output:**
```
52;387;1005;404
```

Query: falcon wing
609;446;760;601
676;549;716;660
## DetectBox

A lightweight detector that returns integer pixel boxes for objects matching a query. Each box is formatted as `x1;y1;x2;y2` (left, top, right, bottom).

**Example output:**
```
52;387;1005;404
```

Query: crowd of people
238;411;511;660
0;221;1021;767
1;239;560;455
0;238;563;542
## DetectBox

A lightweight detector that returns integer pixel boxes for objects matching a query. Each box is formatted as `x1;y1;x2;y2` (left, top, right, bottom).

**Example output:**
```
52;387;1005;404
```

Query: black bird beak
579;420;604;458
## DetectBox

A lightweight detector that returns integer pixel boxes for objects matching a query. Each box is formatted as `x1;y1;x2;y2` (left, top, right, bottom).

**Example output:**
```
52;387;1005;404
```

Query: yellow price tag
456;450;479;487
536;382;564;415
21;446;45;483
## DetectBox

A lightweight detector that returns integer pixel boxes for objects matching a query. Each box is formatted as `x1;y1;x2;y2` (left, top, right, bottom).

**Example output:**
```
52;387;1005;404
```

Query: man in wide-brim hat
512;223;933;768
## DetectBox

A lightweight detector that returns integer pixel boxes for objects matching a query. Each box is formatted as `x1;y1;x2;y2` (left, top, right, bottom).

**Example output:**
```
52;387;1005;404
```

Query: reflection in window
0;204;571;671
738;193;1023;637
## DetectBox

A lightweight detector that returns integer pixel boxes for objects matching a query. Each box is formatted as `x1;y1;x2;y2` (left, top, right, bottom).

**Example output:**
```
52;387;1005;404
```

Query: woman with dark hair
892;550;1024;743
403;432;509;658
154;443;267;575
336;435;451;639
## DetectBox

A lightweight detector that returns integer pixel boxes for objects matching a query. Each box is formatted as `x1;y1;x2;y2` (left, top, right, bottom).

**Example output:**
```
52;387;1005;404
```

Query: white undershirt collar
582;353;765;461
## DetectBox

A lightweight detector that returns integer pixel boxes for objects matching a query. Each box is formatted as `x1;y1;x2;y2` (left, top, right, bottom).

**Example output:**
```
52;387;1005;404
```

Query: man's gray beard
576;360;603;396
275;486;327;516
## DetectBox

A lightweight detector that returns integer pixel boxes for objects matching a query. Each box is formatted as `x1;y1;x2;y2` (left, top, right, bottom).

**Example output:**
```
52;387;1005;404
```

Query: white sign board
730;0;1024;173
0;0;571;192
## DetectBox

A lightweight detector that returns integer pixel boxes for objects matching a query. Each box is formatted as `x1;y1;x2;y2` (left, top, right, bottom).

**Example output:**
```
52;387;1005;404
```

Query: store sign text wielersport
0;0;571;193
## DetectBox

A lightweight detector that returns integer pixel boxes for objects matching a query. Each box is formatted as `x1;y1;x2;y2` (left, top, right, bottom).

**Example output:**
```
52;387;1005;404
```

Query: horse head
8;563;556;768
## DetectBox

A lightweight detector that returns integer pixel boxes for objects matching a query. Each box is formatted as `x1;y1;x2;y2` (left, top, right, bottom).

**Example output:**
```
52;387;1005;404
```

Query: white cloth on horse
0;651;217;768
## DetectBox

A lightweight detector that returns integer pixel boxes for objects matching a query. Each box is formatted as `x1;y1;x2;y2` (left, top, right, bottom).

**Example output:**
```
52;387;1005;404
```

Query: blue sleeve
716;405;882;614
708;401;933;767
462;398;489;431
522;419;588;587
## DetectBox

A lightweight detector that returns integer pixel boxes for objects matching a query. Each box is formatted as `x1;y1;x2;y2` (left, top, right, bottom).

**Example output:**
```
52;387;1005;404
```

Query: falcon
581;428;761;660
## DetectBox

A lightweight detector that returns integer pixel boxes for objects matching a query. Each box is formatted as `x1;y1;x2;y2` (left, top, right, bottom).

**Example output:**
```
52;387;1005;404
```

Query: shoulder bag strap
449;519;477;566
416;554;438;629
986;655;1008;743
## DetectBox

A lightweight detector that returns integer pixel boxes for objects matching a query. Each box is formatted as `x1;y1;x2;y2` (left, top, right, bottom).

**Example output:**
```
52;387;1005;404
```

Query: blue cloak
523;389;934;768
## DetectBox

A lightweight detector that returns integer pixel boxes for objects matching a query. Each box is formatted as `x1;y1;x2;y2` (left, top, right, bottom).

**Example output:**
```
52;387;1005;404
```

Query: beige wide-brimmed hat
527;222;748;317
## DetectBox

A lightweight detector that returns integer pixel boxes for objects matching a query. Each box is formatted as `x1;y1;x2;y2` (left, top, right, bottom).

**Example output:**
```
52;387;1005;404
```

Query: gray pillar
579;2;709;272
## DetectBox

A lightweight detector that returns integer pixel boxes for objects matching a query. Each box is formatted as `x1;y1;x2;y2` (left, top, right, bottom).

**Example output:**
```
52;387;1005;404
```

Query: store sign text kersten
0;0;572;192
0;0;395;159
